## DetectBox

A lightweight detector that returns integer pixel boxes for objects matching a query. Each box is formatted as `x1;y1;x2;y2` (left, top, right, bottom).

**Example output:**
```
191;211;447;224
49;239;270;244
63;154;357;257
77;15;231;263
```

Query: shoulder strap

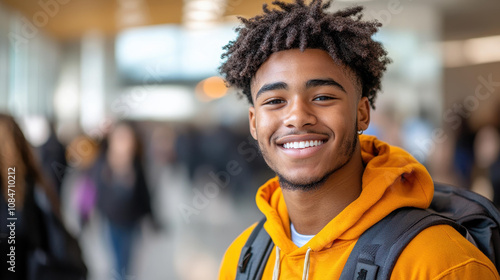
236;217;274;280
339;208;467;280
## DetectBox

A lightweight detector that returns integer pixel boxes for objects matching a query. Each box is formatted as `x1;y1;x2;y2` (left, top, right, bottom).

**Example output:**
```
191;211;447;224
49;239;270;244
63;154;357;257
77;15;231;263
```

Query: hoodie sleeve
432;260;499;280
392;224;500;280
218;223;258;280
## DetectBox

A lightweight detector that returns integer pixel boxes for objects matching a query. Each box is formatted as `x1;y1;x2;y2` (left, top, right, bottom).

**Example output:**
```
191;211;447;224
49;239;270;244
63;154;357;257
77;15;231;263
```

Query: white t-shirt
290;223;315;248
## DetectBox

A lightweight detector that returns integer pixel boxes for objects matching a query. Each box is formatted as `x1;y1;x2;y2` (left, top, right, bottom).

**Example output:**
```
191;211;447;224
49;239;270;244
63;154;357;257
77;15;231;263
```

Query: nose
283;96;317;128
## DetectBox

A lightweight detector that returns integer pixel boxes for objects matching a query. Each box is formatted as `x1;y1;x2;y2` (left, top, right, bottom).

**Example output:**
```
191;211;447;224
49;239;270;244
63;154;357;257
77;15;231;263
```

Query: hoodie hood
255;134;434;254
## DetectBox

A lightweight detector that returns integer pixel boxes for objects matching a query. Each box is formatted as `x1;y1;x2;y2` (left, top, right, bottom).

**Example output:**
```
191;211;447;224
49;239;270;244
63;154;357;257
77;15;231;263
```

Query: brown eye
313;96;335;101
264;99;285;105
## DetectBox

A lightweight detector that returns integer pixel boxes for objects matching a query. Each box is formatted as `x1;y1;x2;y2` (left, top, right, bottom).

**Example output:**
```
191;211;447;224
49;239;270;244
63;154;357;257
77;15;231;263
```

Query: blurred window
115;24;236;83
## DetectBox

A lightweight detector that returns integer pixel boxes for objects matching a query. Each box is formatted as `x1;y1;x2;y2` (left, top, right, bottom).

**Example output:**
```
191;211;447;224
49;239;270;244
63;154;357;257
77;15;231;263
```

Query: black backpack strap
339;207;467;280
236;217;274;280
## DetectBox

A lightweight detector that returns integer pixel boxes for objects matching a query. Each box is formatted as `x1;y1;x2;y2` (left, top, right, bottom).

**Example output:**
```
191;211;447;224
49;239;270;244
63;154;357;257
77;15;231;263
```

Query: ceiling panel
2;0;182;40
1;0;499;41
0;0;286;40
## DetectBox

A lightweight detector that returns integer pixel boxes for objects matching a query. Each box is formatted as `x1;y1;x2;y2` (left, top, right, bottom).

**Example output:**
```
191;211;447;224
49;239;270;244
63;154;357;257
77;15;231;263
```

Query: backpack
235;183;500;280
0;182;87;280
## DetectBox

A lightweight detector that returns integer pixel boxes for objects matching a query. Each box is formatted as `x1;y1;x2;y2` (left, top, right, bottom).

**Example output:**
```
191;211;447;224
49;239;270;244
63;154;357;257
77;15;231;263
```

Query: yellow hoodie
219;135;500;280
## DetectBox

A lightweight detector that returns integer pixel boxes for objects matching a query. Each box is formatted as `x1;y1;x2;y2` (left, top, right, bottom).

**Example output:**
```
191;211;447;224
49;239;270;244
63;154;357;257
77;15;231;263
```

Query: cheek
255;111;277;138
323;107;353;129
342;100;359;127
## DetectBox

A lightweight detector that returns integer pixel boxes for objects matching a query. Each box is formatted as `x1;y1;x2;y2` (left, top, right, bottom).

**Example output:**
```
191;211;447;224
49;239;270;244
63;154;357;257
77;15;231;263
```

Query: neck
282;145;364;235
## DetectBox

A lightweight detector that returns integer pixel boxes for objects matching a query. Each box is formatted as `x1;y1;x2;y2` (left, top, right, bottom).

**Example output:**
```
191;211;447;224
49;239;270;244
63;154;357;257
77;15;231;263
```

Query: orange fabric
219;135;500;279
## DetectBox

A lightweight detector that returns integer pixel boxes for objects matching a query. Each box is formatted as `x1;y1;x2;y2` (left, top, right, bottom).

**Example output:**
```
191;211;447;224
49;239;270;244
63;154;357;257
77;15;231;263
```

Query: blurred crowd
0;112;274;280
369;99;500;203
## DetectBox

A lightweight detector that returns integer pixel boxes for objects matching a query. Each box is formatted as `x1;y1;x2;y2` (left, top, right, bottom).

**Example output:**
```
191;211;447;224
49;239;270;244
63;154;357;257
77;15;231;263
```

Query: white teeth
282;140;324;149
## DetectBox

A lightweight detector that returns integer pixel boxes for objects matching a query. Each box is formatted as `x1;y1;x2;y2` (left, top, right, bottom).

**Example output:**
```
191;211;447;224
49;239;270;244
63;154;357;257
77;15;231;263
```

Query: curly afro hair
219;0;391;109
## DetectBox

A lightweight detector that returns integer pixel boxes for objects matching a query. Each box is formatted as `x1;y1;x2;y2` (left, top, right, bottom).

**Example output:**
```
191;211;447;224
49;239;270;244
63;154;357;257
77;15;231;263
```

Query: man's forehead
250;49;362;95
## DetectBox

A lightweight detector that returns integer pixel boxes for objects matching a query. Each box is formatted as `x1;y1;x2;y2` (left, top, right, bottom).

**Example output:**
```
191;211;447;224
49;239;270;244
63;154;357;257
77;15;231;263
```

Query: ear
357;97;370;131
249;106;257;140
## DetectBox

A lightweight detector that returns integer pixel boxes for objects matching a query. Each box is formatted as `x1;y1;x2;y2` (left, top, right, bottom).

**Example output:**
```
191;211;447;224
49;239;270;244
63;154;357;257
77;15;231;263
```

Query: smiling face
249;49;370;190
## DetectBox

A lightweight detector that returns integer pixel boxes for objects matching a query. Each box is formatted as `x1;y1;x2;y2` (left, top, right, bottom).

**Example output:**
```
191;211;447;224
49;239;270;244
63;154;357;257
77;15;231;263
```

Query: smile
283;140;324;149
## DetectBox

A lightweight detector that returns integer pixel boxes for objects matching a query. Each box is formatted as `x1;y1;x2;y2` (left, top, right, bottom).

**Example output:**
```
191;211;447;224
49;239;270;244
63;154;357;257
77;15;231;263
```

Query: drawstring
302;247;311;280
272;246;281;280
272;246;312;280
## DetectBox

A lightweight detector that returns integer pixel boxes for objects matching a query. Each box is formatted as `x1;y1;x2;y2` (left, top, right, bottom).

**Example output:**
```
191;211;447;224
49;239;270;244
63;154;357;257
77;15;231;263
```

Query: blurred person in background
91;120;154;279
0;113;87;280
37;119;68;198
60;135;100;236
451;99;500;205
452;116;476;188
471;125;500;201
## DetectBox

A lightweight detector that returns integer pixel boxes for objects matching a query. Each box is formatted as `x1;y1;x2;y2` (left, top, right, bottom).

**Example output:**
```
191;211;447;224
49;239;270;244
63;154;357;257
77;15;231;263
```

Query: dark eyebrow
306;78;346;93
255;82;288;101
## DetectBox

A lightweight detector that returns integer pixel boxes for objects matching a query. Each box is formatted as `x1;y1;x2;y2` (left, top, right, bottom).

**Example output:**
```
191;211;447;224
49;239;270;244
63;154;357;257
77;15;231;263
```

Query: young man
218;0;500;279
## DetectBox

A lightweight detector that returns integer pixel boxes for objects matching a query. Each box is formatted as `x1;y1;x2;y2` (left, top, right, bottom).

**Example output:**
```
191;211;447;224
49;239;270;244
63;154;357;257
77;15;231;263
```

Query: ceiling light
441;35;500;67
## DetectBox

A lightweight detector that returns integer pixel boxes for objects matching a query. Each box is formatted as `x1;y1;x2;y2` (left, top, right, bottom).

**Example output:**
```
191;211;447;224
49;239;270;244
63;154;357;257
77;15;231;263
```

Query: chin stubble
274;125;359;192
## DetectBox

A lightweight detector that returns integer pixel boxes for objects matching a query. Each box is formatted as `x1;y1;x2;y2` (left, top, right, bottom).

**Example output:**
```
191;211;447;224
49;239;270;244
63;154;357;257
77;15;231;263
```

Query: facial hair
258;123;359;192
